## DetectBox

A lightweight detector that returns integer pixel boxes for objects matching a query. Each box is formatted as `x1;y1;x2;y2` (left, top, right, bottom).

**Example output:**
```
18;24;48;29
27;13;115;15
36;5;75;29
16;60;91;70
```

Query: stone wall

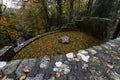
0;46;15;61
75;17;112;41
0;31;59;61
14;31;59;53
0;19;118;61
1;37;120;80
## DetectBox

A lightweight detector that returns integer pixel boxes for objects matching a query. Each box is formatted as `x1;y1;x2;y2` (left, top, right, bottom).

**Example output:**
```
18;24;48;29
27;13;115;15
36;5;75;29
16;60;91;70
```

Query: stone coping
0;31;60;61
0;37;120;80
0;46;12;56
13;30;59;53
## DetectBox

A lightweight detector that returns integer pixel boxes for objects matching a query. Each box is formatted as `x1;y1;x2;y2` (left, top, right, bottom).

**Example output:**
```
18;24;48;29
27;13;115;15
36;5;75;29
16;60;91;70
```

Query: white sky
2;0;21;9
1;0;88;9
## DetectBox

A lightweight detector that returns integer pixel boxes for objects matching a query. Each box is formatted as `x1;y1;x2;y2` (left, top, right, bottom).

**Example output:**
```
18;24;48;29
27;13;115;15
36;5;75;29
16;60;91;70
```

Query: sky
1;0;88;9
2;0;21;9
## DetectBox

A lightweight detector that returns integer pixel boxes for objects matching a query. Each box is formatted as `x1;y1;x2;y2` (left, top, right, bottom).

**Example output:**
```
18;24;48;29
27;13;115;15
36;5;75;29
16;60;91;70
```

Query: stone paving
0;37;120;80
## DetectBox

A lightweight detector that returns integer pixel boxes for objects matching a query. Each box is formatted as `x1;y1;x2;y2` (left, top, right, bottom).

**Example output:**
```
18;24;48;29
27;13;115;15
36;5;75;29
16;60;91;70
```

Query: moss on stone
75;17;111;41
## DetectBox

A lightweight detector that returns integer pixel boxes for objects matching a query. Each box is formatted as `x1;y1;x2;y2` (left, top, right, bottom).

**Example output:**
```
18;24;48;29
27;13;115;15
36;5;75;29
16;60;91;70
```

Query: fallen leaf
116;56;120;60
1;75;7;80
22;66;30;73
75;55;82;61
19;74;26;80
107;61;114;69
55;72;61;78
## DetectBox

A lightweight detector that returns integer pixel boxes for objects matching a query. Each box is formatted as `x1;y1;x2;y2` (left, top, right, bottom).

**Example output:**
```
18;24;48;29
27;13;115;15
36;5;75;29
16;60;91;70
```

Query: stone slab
15;59;36;78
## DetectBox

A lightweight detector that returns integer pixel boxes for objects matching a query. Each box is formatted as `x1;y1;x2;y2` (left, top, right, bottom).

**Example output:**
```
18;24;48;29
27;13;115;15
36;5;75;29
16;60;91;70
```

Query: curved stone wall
0;37;120;80
1;17;120;80
13;30;59;53
0;29;82;61
0;46;13;61
0;31;59;61
0;17;116;61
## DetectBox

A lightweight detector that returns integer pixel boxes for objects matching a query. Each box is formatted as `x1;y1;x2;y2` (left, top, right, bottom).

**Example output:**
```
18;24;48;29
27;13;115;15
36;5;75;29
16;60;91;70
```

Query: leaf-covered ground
13;31;102;59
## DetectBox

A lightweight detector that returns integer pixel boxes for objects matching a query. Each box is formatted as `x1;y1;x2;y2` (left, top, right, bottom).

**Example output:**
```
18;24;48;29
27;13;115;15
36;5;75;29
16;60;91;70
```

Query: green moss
75;17;111;40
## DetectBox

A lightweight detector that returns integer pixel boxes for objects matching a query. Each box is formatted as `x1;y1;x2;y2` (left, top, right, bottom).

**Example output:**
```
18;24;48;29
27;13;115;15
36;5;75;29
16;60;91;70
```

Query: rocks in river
59;36;70;44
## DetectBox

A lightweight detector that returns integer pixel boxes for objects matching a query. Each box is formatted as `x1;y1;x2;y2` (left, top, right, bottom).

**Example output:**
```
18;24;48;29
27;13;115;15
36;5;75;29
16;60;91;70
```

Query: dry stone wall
75;17;112;41
0;37;120;80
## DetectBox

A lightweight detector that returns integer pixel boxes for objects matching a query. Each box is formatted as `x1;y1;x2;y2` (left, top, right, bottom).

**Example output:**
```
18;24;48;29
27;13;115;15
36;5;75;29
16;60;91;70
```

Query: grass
13;31;102;59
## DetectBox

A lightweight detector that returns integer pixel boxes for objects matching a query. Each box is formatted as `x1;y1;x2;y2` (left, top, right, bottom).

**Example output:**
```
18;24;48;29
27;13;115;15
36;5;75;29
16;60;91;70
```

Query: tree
17;0;51;36
0;0;6;17
0;17;20;48
91;0;118;18
15;0;88;37
0;0;3;16
69;0;75;22
40;0;50;32
56;0;63;28
87;0;93;15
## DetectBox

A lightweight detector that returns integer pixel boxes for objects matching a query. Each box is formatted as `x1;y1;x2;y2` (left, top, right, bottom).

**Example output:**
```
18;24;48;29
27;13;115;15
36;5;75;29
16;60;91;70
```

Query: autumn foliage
0;17;19;48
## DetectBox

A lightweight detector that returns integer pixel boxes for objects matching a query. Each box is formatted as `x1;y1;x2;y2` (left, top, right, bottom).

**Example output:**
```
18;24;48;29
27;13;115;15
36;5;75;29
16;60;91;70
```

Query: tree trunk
87;0;93;16
69;0;74;23
0;4;2;16
56;0;62;29
0;0;3;17
41;0;50;32
0;0;6;17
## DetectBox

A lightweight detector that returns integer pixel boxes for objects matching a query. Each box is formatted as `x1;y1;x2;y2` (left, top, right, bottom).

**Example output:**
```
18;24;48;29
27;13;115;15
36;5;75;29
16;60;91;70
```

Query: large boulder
59;36;70;44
